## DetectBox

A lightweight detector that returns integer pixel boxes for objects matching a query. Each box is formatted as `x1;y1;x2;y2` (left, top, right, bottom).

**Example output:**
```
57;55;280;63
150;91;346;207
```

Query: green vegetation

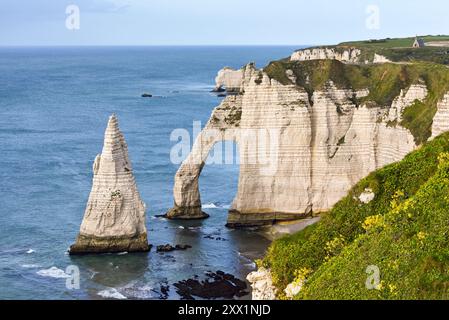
340;35;449;49
339;35;449;65
261;132;449;299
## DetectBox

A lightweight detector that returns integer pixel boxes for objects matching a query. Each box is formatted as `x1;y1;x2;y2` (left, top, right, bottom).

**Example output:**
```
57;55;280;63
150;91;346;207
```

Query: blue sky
0;0;448;46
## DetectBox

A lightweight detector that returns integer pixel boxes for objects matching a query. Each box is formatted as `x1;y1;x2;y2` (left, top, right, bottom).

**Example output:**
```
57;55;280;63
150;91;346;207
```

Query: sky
0;0;448;46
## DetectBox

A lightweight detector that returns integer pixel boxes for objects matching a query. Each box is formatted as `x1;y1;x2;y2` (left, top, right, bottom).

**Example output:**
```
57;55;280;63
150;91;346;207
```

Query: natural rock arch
167;63;431;228
166;96;242;221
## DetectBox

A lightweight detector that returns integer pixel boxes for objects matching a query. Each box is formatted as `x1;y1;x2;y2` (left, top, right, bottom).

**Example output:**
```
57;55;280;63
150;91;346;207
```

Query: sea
0;46;300;300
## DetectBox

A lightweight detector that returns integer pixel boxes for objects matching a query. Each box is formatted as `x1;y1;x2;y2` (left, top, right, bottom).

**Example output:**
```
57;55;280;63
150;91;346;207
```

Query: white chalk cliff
432;93;449;139
214;67;245;92
70;114;149;254
290;47;361;63
246;268;277;300
168;56;449;227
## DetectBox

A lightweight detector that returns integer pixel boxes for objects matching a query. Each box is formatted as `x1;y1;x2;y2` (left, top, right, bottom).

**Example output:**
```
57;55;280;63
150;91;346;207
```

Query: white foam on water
36;267;70;278
21;264;40;269
178;226;185;229
26;249;35;254
202;202;218;209
202;202;231;209
117;252;128;255
124;284;155;299
244;262;257;269
97;288;127;300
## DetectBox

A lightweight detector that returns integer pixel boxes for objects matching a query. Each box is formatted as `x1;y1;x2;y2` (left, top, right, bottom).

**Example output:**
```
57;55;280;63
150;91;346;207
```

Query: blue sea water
0;46;299;300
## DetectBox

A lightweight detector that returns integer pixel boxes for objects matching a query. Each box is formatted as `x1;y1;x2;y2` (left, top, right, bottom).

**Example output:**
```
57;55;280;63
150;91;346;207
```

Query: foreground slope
262;131;449;299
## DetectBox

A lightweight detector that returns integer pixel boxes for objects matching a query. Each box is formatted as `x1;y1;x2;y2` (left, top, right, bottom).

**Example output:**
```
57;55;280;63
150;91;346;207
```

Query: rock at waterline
141;93;153;98
69;114;150;254
211;86;226;93
174;271;248;299
156;244;192;252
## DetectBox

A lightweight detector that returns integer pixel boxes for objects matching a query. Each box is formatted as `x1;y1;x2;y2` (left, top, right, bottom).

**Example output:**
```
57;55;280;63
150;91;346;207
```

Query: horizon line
0;44;313;48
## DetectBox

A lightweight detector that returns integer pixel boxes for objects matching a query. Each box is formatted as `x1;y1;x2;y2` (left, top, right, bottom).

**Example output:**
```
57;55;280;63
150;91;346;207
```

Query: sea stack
69;114;150;254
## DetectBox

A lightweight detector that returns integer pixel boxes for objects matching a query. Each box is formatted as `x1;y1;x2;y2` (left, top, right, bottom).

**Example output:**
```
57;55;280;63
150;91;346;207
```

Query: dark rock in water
156;243;192;252
141;93;153;98
160;284;170;299
211;86;226;93
161;254;176;262
203;235;227;241
157;244;175;252
173;270;248;300
217;93;227;98
175;244;192;250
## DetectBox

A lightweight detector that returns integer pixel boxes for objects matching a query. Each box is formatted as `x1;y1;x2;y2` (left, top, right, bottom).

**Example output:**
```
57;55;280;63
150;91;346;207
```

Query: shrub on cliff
262;131;449;299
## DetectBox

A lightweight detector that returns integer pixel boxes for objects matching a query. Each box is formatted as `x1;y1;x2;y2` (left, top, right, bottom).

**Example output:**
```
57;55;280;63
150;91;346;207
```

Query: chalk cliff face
214;67;244;92
70;114;150;254
246;268;277;300
432;93;449;139
168;58;449;227
290;47;361;63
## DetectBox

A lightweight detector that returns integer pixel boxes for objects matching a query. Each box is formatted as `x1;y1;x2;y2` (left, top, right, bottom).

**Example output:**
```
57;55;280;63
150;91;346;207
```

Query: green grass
262;132;449;298
298;149;449;299
340;35;449;49
340;36;449;65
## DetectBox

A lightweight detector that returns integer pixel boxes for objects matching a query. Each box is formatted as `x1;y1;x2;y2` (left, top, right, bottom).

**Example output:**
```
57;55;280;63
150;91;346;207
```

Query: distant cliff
167;42;449;227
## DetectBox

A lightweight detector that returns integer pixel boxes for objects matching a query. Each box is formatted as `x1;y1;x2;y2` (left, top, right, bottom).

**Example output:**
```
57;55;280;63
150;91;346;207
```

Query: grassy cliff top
262;131;449;299
343;35;449;65
297;35;449;65
263;59;449;144
339;35;449;48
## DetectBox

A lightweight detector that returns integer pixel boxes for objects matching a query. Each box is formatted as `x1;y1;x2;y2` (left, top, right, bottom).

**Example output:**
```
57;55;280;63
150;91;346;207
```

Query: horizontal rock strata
432;93;449;139
70;114;150;254
168;58;449;227
290;48;361;63
213;67;244;92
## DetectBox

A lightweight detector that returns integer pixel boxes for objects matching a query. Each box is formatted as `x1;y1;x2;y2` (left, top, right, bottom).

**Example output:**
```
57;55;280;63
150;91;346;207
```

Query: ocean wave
26;249;35;254
97;288;127;300
123;284;155;299
36;267;70;278
202;202;218;209
202;202;230;209
21;264;41;269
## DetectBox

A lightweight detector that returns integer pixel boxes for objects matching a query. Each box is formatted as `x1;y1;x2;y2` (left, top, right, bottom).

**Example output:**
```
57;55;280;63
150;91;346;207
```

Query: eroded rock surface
214;67;244;93
70;114;150;254
246;267;277;300
432;93;449;139
290;47;361;63
167;61;442;227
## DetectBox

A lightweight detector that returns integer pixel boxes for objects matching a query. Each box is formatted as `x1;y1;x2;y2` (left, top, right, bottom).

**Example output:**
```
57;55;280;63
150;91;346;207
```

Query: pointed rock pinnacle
69;114;150;254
